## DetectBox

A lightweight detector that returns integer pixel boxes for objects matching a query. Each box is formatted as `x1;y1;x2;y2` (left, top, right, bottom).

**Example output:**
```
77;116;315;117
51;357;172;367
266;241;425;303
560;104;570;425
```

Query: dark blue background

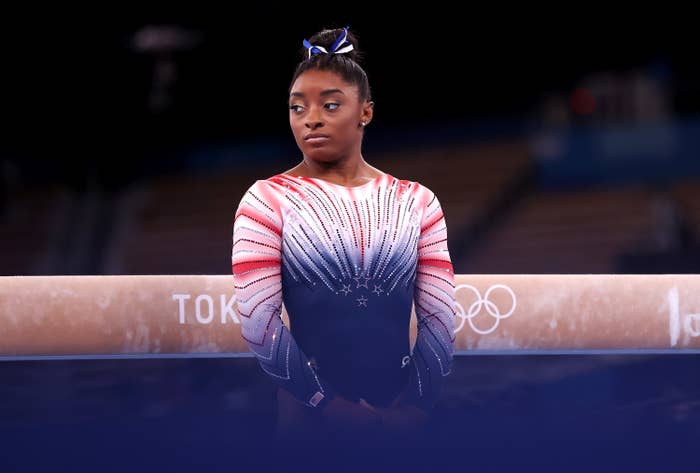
1;354;698;472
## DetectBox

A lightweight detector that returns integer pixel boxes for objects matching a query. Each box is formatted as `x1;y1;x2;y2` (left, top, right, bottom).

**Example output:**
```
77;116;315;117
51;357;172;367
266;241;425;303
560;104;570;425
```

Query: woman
231;26;456;447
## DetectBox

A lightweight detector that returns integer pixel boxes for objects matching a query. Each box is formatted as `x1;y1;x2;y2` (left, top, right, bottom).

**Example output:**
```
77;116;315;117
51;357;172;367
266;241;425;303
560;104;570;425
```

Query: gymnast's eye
324;103;340;110
289;104;304;113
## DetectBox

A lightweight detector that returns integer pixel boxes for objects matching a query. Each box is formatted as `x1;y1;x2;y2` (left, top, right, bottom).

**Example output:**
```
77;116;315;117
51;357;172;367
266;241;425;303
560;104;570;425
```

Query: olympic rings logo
454;284;517;335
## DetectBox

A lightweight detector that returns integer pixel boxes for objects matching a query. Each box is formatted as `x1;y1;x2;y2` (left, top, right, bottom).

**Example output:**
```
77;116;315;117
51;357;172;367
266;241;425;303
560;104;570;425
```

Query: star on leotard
353;274;370;289
340;284;352;295
372;285;384;295
356;296;368;307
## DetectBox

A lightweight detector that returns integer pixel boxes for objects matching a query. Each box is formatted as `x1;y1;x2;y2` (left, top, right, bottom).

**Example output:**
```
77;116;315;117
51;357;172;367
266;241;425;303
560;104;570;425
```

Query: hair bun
300;26;363;64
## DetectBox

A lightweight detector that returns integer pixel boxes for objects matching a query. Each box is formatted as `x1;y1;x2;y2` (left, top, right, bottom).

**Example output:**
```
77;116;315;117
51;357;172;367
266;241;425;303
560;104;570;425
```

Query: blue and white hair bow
303;26;354;59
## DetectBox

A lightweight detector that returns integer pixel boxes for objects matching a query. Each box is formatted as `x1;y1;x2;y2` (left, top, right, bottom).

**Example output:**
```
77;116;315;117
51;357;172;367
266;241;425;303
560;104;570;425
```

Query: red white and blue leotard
231;172;455;410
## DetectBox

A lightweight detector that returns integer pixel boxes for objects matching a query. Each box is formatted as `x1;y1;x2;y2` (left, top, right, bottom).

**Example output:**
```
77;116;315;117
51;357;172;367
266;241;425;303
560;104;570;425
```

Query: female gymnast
231;26;456;446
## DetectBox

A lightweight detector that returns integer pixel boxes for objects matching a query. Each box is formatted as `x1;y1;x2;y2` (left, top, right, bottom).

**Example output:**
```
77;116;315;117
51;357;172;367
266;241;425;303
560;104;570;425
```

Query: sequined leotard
231;172;456;410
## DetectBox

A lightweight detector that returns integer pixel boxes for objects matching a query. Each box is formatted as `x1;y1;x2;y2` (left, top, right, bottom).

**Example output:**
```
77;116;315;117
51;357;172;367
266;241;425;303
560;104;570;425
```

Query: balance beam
0;275;698;358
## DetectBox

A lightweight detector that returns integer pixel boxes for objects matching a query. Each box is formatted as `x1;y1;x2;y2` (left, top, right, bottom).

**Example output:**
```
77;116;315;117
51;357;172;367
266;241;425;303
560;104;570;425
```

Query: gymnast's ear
360;100;374;128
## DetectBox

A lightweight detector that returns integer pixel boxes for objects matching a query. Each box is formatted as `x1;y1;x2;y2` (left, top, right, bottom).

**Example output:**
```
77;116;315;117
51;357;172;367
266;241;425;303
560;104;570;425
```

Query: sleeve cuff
308;374;336;409
309;389;335;410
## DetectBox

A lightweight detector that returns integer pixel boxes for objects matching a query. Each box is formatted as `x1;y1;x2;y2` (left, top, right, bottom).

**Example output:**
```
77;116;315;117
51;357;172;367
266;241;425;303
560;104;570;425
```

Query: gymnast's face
289;69;373;163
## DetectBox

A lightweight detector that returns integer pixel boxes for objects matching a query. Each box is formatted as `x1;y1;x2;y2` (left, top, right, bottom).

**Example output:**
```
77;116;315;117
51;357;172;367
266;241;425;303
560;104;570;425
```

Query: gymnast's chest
278;189;422;250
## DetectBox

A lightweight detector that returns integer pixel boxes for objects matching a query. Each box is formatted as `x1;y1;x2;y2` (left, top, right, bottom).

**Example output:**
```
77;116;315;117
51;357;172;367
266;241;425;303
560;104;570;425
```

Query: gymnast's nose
305;106;324;130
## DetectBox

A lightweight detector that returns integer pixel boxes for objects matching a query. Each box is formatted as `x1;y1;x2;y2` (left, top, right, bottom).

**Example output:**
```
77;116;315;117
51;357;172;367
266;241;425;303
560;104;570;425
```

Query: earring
360;121;367;126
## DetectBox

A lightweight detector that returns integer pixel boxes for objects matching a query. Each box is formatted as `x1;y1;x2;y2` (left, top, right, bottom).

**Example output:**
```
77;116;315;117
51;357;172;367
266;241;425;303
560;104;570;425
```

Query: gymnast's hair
290;27;372;102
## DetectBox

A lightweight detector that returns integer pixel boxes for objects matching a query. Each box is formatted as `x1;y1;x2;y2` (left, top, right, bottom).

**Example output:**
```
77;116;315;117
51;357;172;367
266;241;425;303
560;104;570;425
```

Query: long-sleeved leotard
231;172;455;411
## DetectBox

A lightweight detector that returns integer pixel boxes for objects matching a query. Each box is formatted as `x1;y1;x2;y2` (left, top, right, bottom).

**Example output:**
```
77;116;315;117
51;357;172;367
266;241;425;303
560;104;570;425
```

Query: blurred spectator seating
0;185;72;275
461;186;659;274
671;179;700;240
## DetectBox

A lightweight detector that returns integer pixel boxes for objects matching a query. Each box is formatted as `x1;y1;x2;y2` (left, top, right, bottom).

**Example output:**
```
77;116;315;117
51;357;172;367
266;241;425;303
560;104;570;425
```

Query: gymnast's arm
401;190;457;413
231;180;336;410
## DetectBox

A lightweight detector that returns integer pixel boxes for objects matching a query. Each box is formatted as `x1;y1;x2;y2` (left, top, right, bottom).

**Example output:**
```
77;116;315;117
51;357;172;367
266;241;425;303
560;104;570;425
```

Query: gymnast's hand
320;396;382;430
374;389;430;433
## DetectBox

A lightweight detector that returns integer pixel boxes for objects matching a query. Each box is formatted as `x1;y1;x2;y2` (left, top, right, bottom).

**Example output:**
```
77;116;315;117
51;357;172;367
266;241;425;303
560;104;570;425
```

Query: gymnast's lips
304;133;330;143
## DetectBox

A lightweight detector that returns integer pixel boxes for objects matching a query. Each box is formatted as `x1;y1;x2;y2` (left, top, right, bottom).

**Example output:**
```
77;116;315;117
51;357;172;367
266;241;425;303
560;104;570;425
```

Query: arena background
1;6;699;472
